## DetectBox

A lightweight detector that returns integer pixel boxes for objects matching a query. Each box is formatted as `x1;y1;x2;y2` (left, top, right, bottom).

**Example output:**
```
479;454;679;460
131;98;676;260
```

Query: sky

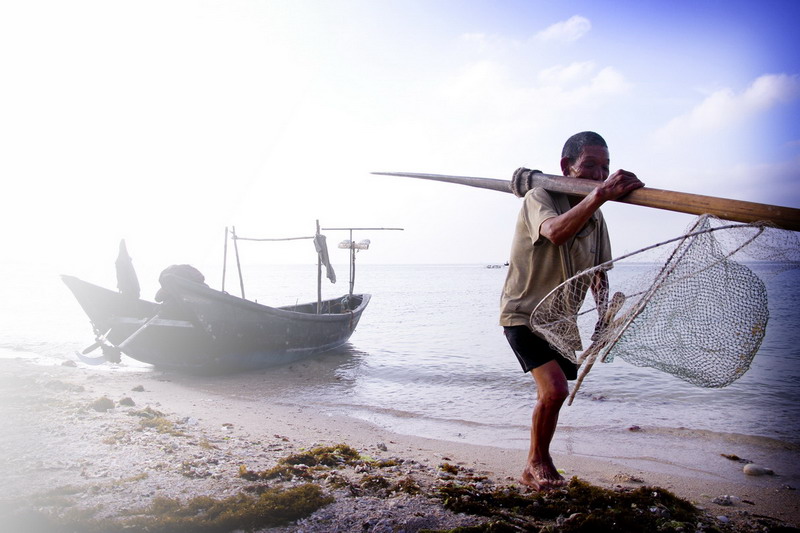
2;0;799;280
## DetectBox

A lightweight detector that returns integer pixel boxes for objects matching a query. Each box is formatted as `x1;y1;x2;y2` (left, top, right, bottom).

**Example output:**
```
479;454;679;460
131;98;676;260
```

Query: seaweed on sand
435;477;701;532
239;443;363;481
7;483;333;533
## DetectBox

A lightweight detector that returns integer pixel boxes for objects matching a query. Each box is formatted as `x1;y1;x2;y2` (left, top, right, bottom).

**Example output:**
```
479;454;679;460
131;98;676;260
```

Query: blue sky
1;0;799;277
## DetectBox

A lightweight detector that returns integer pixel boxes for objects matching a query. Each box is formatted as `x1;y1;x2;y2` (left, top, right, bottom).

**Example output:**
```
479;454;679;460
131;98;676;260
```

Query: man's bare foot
520;460;566;491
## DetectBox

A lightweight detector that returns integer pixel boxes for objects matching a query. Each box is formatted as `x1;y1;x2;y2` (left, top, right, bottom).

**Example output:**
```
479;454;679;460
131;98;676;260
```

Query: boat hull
61;274;370;373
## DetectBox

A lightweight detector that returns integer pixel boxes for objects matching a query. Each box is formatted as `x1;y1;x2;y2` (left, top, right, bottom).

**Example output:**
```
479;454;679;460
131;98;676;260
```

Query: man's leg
521;359;569;490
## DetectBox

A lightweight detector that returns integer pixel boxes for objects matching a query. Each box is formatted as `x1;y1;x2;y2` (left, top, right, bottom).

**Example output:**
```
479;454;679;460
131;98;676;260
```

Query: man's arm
540;170;643;246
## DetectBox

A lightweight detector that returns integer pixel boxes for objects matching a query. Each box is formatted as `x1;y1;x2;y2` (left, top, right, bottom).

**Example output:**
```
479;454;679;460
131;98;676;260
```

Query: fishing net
529;215;800;403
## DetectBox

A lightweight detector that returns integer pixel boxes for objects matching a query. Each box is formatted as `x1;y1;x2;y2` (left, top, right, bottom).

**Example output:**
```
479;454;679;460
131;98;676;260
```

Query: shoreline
1;356;798;531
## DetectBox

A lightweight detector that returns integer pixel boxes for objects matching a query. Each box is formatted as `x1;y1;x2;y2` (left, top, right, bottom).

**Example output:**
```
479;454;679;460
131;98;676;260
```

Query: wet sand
1;356;797;531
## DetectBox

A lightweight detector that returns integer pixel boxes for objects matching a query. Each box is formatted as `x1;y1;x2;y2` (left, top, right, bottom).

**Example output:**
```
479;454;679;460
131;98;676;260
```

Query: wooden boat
61;274;370;373
62;222;399;373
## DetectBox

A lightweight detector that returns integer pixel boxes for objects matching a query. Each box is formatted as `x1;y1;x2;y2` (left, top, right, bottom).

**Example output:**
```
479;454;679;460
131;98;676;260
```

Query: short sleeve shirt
499;187;612;327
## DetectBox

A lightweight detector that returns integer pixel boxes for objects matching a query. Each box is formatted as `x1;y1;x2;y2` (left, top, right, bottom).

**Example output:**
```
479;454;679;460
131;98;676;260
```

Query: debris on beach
118;396;135;407
89;396;114;412
613;472;644;484
721;453;777;476
721;453;745;462
712;494;739;506
743;464;774;476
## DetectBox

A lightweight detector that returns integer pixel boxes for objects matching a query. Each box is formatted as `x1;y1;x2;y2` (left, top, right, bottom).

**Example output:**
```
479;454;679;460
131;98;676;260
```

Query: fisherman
500;131;644;490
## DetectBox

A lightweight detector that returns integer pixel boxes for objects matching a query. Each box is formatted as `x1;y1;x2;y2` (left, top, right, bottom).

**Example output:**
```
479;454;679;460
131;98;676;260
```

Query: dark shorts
503;325;578;380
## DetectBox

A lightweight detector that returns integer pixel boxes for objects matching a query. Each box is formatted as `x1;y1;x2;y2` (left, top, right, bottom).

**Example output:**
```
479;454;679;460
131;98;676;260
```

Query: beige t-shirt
499;187;612;327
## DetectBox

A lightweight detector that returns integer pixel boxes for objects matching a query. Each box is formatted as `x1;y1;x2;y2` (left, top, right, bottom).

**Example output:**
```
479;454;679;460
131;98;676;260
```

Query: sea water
2;261;799;448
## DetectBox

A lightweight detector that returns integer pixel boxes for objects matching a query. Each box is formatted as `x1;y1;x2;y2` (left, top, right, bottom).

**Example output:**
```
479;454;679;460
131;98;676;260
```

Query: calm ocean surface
2;261;799;448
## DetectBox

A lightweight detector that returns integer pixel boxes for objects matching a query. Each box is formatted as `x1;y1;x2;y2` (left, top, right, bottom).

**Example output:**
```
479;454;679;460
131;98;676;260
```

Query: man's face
565;145;610;181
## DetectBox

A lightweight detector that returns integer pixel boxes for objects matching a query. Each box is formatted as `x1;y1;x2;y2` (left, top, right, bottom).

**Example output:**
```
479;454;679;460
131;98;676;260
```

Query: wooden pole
231;226;246;299
316;220;322;314
349;229;355;297
373;171;800;232
221;227;229;293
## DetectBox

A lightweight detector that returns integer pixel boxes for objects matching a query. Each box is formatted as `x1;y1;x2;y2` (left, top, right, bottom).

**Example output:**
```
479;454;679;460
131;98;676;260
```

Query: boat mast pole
316;220;322;314
349;228;355;297
231;226;246;299
222;227;229;293
321;226;404;296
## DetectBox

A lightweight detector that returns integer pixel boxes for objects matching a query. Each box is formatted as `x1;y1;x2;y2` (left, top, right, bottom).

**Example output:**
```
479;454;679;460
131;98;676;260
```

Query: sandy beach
1;356;798;532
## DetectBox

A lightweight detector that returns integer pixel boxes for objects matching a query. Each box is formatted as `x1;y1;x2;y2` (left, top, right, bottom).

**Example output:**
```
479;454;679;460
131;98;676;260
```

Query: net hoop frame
530;216;768;367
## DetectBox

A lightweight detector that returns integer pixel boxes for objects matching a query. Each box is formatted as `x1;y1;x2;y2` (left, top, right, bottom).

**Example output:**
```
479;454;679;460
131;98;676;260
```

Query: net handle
567;291;626;405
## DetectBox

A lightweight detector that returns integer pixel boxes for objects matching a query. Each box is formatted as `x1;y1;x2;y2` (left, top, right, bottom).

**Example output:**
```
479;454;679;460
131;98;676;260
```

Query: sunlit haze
2;0;799;279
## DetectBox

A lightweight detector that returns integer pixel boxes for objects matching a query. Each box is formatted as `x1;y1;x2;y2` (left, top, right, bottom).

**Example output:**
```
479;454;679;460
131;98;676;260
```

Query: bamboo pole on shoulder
373;171;800;232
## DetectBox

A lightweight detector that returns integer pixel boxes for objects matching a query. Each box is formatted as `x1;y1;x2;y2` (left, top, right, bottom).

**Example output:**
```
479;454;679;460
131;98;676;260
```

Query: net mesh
529;215;799;401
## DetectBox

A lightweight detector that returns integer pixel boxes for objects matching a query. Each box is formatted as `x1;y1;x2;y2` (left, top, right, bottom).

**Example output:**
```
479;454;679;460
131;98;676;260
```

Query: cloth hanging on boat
314;234;337;283
115;239;140;299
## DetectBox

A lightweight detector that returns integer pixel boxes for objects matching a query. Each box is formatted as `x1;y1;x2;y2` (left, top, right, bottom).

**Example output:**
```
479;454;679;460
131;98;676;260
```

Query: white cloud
686;157;800;208
728;158;800;207
462;15;592;52
440;60;506;100
654;73;800;143
461;32;485;41
535;15;591;43
461;32;489;48
538;61;596;86
441;60;628;116
590;67;629;93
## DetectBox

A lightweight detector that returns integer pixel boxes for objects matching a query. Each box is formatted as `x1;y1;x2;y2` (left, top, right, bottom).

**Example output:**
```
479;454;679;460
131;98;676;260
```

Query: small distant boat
62;222;401;373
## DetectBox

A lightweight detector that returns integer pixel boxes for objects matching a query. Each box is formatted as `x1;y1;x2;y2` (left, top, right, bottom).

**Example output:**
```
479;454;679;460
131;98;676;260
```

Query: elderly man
500;131;644;490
